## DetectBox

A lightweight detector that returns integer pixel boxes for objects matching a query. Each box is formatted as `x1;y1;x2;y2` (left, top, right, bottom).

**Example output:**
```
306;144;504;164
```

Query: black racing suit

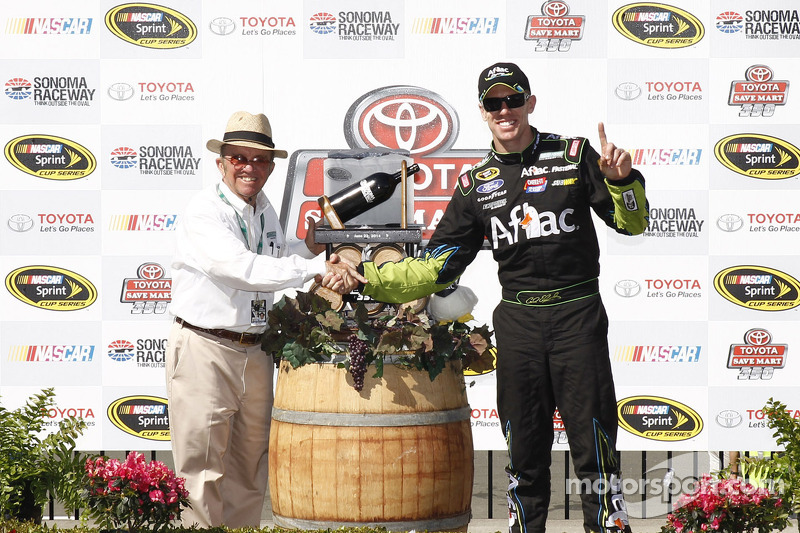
359;127;648;533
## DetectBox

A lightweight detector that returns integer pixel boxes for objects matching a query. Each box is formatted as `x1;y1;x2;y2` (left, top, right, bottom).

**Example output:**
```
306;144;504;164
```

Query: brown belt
175;317;263;346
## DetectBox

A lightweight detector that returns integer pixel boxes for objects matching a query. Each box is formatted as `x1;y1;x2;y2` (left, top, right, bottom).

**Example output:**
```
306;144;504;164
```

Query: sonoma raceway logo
107;338;166;368
643;207;704;238
109;145;200;175
4;76;96;106
309;10;399;41
715;10;800;40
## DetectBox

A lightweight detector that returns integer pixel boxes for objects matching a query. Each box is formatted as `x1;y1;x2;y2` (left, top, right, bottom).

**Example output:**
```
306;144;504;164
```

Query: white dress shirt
169;180;325;333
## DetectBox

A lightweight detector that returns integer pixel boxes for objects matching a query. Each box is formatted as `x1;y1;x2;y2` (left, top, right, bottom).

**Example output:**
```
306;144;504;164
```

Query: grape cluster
348;334;368;391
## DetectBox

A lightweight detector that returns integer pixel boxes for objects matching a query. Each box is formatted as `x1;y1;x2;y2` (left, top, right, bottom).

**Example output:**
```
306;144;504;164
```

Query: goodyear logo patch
617;395;703;441
714;133;800;180
714;265;800;311
107;395;170;441
5;265;97;311
612;3;704;48
105;3;197;49
4;135;96;180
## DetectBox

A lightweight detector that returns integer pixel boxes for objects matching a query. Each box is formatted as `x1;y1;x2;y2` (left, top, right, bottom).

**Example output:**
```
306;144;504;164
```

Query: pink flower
84;451;190;531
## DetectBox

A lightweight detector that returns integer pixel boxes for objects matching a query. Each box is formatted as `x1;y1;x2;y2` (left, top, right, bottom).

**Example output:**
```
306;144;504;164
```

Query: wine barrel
269;359;474;532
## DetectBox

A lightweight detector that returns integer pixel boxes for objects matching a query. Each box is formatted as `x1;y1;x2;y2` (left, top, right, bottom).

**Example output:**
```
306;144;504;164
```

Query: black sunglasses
482;93;529;112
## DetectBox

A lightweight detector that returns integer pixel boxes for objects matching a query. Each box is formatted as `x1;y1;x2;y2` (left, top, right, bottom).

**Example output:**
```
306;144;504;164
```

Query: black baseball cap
478;62;531;102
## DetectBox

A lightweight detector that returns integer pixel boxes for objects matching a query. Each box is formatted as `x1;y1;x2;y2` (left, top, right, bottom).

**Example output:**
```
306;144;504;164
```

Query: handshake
305;216;368;295
317;253;367;295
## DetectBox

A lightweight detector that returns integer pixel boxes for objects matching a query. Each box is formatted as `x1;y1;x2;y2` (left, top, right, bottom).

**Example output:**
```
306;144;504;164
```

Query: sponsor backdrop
0;0;798;452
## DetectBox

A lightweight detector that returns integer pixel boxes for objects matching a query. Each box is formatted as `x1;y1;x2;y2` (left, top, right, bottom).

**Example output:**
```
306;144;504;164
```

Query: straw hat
206;111;288;158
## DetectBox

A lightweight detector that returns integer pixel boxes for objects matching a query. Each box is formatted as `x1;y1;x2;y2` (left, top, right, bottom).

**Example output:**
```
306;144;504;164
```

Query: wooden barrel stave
269;359;473;531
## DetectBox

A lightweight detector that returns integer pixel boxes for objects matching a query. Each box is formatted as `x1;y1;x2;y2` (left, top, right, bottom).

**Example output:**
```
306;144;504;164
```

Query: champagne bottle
318;163;420;228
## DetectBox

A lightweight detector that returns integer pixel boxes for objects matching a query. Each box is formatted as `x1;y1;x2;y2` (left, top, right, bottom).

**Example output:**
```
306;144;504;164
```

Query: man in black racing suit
349;62;649;533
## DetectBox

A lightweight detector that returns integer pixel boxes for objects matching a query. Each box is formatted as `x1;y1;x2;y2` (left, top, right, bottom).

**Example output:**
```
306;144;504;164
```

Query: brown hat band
222;130;274;148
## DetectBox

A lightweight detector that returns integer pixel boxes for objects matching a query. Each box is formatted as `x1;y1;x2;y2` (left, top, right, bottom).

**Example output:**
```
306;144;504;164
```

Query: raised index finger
598;121;608;149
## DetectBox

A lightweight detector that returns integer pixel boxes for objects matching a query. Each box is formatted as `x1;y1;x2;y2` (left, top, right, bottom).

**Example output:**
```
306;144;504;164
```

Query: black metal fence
46;449;731;522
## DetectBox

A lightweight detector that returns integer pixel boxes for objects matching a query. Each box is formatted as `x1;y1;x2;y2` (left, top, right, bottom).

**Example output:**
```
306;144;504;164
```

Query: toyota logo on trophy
279;85;485;313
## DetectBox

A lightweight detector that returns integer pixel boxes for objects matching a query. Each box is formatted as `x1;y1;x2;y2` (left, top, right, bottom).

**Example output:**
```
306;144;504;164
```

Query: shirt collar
217;180;269;215
490;127;540;165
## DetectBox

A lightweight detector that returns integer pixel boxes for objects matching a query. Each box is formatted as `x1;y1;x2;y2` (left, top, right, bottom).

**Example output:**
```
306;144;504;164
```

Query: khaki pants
166;321;273;528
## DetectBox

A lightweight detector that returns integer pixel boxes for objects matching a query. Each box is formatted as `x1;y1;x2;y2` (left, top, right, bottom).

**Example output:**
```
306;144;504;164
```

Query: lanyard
216;184;265;254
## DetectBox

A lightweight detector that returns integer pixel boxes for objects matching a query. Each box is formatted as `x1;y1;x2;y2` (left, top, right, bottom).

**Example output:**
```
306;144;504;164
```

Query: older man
166;111;363;528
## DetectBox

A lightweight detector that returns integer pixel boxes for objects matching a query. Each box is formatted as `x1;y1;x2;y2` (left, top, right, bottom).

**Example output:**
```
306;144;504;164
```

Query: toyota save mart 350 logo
280;86;487;243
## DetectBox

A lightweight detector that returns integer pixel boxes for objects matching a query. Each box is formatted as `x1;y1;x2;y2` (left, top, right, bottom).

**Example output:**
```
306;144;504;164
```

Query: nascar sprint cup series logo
617;395;703;441
107;395;169;440
4;135;96;180
714;133;800;180
105;3;197;49
612;3;704;48
5;265;97;310
714;265;800;311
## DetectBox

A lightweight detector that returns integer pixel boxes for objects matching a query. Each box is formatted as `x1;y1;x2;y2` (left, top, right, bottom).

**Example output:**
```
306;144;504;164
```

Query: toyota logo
615;82;641;101
543;0;570;17
745;65;773;83
614;279;641;297
744;328;771;346
345;86;459;156
716;410;742;428
209;17;236;36
138;263;166;280
716;213;743;232
108;82;134;101
8;214;34;232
